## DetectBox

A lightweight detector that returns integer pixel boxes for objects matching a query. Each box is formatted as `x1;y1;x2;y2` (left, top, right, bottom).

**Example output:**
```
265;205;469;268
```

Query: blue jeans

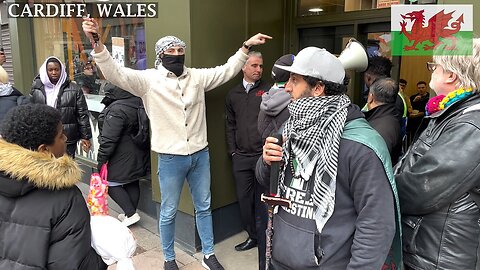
157;147;214;261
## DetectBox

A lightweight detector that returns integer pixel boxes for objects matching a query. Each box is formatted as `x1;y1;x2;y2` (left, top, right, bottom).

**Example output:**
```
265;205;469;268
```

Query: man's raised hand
82;18;99;42
245;33;273;47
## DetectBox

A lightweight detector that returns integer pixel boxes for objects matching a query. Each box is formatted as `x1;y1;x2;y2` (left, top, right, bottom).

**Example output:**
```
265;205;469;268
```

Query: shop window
32;16;145;161
33;17;145;96
367;32;392;59
298;0;437;16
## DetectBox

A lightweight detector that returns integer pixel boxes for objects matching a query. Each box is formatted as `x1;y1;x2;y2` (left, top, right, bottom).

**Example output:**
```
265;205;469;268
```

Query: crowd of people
0;16;479;270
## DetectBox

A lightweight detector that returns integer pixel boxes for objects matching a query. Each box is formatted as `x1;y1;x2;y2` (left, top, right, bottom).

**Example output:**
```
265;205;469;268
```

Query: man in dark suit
225;51;271;267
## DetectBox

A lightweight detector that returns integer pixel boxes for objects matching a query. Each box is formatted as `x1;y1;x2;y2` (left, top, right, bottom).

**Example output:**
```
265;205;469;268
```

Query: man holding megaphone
257;46;402;270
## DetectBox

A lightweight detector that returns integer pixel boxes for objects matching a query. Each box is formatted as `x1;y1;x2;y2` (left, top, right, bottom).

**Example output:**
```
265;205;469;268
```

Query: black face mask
161;54;185;77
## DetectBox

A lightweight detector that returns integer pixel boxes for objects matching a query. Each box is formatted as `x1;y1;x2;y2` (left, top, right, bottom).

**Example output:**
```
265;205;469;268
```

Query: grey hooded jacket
257;85;290;143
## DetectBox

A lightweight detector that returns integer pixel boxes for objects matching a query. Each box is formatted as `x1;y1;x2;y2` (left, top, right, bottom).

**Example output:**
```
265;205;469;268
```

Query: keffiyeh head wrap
280;94;350;233
154;36;186;68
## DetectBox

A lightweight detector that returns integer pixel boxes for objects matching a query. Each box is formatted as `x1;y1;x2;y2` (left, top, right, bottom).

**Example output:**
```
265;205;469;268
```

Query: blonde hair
433;38;480;93
0;66;8;84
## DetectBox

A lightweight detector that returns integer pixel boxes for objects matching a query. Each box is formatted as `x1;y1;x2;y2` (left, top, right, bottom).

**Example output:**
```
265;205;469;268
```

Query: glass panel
298;0;376;16
298;0;438;16
32;16;145;161
367;32;392;60
33;17;145;95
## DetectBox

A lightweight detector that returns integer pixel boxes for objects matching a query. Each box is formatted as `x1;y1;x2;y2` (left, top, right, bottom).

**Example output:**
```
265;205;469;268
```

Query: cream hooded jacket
92;47;248;155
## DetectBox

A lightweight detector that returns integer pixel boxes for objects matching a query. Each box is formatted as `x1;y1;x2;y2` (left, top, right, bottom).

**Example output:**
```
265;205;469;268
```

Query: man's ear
364;74;372;86
368;92;376;106
312;83;326;97
37;144;49;153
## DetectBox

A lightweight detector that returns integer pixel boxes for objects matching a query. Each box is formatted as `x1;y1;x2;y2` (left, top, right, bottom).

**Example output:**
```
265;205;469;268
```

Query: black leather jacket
394;94;480;270
30;76;92;144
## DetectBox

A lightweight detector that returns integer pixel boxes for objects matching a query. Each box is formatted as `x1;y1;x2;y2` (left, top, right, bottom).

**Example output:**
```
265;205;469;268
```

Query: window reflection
298;0;437;16
33;17;146;96
33;16;146;161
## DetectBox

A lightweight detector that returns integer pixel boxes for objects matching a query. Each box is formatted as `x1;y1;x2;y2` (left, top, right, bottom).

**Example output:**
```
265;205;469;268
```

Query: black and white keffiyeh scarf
280;94;350;232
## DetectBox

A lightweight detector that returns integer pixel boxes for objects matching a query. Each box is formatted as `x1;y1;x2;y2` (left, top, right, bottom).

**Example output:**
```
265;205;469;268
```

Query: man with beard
83;18;271;270
257;47;401;269
225;51;270;260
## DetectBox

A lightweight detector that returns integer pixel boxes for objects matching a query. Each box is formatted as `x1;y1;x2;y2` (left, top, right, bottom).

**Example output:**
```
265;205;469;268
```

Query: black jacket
256;105;395;269
0;140;106;270
395;94;480;269
97;85;149;183
364;103;402;164
226;80;271;156
0;87;29;123
30;76;92;144
410;93;430;113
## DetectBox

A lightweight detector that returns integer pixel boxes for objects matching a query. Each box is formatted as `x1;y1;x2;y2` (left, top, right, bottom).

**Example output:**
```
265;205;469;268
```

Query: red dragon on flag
399;9;464;51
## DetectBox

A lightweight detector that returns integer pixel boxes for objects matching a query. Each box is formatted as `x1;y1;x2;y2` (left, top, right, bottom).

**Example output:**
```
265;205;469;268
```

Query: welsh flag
391;5;473;56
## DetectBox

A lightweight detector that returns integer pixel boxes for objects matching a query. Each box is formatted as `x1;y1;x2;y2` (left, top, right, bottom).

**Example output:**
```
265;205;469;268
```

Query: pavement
77;182;258;270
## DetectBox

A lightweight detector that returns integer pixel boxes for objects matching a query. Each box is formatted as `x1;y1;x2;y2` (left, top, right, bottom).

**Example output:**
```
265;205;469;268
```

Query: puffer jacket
0;86;29;123
97;84;149;183
30;76;92;144
394;94;480;270
0;139;106;270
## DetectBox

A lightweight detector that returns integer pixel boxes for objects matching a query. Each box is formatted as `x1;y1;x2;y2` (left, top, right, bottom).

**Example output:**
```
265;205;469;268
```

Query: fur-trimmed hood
0;139;81;197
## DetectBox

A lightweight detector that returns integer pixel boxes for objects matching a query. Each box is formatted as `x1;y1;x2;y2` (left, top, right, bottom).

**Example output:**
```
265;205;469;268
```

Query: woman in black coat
30;56;92;157
97;83;150;227
0;104;106;270
0;65;28;123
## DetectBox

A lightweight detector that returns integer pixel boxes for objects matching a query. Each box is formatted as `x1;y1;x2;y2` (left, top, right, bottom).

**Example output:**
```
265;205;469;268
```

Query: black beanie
271;54;295;83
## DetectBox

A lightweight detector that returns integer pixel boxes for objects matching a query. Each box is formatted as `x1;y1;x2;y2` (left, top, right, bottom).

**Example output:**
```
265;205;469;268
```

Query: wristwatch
242;41;252;51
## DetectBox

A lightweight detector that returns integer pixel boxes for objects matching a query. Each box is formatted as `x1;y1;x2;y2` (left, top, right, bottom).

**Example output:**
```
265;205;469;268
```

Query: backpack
130;104;150;148
101;100;150;149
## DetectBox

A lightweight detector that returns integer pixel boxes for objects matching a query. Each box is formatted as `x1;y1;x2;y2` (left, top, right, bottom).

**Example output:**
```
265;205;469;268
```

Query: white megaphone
338;38;369;72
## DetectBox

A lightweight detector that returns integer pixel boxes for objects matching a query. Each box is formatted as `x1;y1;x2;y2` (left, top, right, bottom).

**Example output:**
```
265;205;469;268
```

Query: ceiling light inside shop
309;8;324;12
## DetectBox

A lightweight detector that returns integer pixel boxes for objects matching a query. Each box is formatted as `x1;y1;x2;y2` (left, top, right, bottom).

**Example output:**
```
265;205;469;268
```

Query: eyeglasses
426;62;438;72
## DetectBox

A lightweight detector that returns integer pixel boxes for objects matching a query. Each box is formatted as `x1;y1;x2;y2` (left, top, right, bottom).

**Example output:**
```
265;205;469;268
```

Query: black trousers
108;180;140;217
232;154;268;269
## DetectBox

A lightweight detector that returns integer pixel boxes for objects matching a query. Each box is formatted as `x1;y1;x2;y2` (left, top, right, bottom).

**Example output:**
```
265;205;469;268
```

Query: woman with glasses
395;38;480;270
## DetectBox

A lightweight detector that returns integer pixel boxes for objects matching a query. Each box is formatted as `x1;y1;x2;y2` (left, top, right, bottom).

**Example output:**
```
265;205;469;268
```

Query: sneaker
122;213;140;227
202;254;224;270
118;213;126;222
164;260;179;270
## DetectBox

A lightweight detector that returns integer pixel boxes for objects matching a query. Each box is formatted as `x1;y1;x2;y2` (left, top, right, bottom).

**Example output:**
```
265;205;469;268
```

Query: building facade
6;0;479;254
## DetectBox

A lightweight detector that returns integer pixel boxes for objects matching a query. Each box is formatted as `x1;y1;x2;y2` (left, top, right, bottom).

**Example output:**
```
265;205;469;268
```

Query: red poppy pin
256;90;265;96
